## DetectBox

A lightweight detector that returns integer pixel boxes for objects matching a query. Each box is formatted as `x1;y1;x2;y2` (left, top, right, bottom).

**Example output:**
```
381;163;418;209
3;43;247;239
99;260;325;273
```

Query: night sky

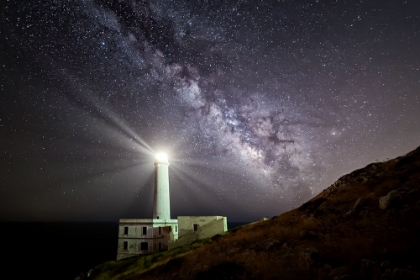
1;0;419;222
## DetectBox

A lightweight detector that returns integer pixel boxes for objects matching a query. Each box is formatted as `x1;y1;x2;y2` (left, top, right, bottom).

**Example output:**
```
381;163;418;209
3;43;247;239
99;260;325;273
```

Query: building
116;153;227;260
117;219;178;259
169;216;227;249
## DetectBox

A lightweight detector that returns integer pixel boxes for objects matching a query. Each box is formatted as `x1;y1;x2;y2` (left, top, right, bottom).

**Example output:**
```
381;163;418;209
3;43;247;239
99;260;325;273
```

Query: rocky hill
87;146;420;280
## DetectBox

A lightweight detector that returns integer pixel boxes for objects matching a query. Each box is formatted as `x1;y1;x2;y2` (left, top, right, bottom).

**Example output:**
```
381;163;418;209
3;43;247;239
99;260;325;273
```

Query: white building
117;219;178;259
116;153;227;260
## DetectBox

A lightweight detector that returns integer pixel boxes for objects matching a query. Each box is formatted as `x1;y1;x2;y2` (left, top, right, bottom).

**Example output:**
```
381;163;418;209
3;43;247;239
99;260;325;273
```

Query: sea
0;222;248;280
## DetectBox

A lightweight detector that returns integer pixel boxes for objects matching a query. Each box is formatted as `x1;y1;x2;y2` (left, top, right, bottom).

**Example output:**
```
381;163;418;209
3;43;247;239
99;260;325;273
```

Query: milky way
1;0;419;221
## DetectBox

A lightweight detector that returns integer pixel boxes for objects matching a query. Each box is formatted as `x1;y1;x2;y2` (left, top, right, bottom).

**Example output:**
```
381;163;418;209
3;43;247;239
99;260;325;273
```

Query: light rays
56;68;156;160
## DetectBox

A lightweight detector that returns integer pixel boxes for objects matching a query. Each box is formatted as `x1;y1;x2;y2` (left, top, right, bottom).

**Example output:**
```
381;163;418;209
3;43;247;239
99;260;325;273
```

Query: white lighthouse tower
153;152;170;220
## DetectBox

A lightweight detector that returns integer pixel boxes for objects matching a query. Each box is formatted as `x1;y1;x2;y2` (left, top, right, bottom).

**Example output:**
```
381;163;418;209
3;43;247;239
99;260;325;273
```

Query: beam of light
81;95;155;156
170;166;219;198
52;67;155;158
88;102;155;155
171;159;218;175
170;163;223;191
83;113;154;157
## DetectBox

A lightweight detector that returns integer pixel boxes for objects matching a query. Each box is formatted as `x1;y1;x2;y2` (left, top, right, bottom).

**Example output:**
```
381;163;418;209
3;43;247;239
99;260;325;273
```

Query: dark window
141;242;148;251
193;224;199;232
157;216;159;219
175;225;177;232
123;241;128;250
143;226;147;235
124;226;128;235
159;226;161;234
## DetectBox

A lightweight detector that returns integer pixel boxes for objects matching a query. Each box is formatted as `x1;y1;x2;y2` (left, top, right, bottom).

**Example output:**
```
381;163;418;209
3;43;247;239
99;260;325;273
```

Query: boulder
301;247;319;268
379;190;402;210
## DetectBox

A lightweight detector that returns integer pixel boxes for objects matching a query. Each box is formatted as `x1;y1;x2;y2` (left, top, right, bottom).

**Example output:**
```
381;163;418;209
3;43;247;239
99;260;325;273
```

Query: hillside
86;146;420;280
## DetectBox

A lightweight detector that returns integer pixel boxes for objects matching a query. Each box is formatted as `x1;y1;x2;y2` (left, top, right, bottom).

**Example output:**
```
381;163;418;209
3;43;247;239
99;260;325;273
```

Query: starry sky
1;0;419;222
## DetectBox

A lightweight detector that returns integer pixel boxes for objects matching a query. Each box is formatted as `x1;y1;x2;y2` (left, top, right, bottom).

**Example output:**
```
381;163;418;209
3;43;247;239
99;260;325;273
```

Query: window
143;226;147;235
124;226;128;235
141;242;148;251
159;226;161;234
123;241;128;250
193;224;199;232
175;225;177;232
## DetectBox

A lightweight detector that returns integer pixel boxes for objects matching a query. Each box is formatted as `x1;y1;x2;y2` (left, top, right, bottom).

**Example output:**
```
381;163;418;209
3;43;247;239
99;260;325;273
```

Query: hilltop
85;146;420;280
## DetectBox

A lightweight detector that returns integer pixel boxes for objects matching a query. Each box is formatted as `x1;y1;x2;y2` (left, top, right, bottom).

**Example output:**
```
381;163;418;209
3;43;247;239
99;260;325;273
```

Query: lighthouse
153;152;170;220
116;152;228;260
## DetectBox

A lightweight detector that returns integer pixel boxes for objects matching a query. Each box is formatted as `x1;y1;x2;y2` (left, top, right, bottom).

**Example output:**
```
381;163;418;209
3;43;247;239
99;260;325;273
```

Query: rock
302;252;314;268
305;247;318;254
384;268;393;275
408;189;418;195
357;176;369;183
280;243;289;253
301;247;319;268
242;249;251;257
359;210;369;216
361;258;373;269
170;272;181;280
391;268;404;278
379;190;402;210
329;266;348;278
381;260;391;269
353;197;368;213
377;247;388;255
391;268;420;279
227;248;240;255
283;253;296;259
264;238;281;250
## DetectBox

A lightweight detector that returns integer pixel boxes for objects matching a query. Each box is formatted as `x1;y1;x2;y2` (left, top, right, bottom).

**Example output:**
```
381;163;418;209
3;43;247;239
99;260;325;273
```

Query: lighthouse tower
153;153;171;220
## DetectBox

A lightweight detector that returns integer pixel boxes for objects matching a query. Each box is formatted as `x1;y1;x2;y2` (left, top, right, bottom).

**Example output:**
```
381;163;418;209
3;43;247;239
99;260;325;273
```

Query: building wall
116;219;178;260
169;216;227;249
178;216;226;237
